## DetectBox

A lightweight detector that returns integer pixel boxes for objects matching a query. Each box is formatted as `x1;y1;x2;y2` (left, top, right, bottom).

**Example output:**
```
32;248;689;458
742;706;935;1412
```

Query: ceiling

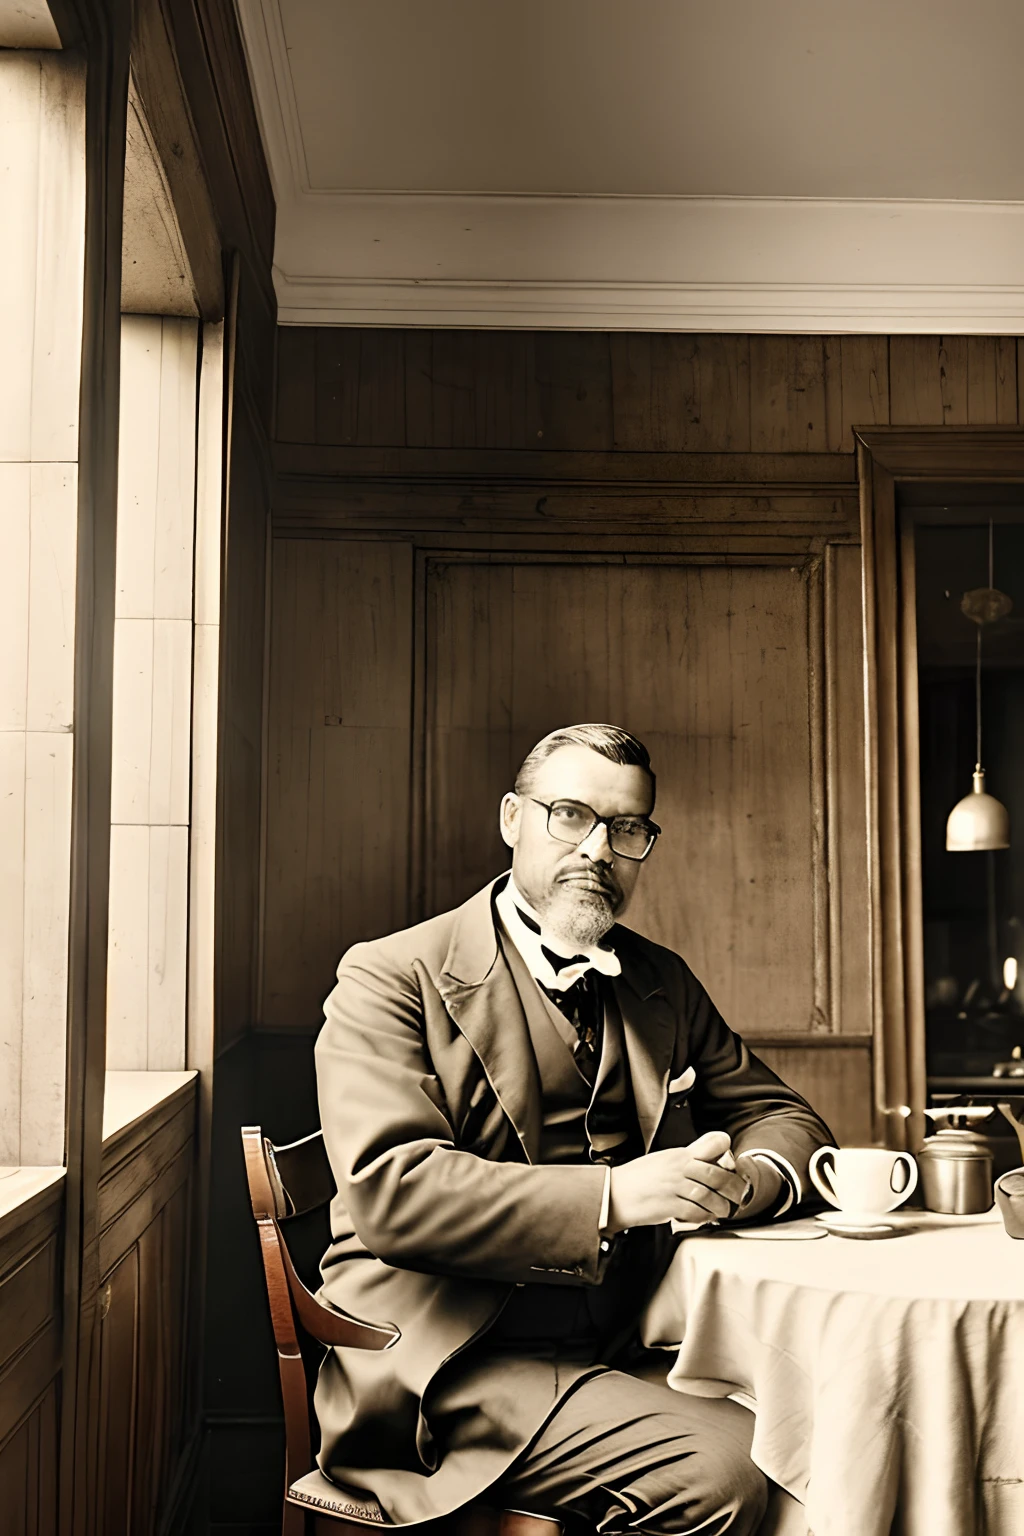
235;0;1024;330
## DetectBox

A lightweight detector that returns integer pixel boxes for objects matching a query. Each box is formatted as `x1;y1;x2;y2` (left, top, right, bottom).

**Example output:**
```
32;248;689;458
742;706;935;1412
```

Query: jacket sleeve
315;941;610;1286
674;959;834;1207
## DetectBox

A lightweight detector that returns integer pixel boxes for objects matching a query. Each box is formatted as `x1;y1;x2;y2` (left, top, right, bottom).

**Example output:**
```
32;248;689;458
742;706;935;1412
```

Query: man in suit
314;723;832;1533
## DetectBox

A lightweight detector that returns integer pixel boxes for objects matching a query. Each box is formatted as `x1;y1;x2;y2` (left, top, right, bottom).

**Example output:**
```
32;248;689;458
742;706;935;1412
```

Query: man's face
499;745;655;947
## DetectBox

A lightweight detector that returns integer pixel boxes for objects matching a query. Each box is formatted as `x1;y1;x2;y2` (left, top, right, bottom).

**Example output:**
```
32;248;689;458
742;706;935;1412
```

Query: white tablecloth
641;1210;1024;1536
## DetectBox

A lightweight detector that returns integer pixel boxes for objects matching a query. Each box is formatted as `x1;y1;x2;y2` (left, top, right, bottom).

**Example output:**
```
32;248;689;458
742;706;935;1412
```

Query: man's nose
577;821;613;863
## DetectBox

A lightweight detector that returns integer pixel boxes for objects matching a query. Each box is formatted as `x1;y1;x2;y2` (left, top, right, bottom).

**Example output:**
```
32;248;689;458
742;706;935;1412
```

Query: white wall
0;54;85;1166
106;316;199;1071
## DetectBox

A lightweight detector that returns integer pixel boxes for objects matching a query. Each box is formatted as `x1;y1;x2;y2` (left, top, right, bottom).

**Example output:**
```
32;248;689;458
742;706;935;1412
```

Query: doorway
904;494;1024;1171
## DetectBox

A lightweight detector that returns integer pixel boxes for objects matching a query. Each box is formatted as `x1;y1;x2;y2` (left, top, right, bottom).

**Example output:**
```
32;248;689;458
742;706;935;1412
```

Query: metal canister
918;1129;994;1214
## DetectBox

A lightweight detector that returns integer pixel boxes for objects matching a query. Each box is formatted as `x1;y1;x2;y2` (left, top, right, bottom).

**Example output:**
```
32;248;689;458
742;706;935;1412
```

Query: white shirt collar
495;876;622;992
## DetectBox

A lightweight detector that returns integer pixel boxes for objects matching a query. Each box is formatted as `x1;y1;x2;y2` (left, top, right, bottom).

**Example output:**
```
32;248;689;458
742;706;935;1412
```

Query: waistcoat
486;924;647;1355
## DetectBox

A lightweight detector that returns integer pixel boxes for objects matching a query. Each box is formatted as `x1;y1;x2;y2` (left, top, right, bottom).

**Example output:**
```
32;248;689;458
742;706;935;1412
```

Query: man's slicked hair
514;723;655;803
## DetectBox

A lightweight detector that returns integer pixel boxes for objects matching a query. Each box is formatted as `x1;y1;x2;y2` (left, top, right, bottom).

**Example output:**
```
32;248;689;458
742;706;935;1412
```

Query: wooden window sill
0;1166;64;1245
102;1070;198;1157
0;1073;197;1240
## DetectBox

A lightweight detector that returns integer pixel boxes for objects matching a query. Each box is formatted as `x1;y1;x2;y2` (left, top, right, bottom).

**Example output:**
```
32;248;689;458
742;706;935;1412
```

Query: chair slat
270;1129;338;1217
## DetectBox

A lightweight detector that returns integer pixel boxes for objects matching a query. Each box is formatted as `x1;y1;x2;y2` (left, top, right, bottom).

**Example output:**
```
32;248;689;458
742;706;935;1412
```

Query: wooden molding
856;424;1024;1151
273;269;1024;335
272;442;860;536
856;425;1024;477
272;443;860;486
129;0;223;318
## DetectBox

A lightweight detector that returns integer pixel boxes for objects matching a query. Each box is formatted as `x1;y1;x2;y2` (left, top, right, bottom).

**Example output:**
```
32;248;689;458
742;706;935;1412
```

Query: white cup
809;1145;918;1221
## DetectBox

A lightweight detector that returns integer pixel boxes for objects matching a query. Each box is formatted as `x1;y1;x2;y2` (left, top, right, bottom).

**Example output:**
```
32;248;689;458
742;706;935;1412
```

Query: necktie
541;971;602;1084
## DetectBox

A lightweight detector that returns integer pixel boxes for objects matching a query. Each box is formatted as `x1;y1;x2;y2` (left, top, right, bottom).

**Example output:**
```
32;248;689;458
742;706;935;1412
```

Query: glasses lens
546;801;597;845
608;819;655;859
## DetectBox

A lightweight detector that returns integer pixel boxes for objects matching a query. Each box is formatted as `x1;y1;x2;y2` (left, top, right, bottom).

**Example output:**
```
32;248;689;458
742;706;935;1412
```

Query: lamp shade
946;769;1010;851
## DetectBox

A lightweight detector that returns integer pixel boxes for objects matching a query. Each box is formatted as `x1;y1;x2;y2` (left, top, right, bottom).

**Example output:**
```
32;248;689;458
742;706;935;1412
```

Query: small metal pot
918;1129;994;1215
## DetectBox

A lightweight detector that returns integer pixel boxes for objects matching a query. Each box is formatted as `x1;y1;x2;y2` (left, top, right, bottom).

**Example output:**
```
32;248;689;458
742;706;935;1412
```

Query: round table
641;1210;1024;1536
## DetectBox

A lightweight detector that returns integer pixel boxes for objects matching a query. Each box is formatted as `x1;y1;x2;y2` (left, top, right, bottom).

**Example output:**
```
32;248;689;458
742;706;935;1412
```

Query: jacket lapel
612;933;676;1152
434;882;677;1160
434;879;541;1163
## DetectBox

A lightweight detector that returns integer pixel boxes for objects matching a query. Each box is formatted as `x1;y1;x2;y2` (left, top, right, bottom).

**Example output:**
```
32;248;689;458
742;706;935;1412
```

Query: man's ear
499;792;521;849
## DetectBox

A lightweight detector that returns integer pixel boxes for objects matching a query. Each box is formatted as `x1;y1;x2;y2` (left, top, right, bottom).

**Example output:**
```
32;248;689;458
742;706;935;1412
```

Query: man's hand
606;1132;750;1233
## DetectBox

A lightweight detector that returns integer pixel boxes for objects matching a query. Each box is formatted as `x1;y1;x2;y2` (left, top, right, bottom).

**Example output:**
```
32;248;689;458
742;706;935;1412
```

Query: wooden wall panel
425;558;825;1037
888;337;970;425
754;1042;874;1147
97;1246;139;1536
0;1178;62;1536
837;335;890;449
274;328;1024;452
405;330;541;449
0;1381;58;1534
91;1087;196;1536
262;539;414;1028
532;331;614;450
965;335;1018;424
749;336;839;454
609;334;751;452
313;328;407;447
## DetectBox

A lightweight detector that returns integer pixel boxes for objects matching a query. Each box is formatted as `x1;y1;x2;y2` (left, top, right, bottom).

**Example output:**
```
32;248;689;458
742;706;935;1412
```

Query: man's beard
535;879;619;949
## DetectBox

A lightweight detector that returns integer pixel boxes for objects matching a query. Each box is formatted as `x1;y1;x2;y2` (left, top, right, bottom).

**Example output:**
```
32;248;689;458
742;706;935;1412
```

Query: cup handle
890;1152;918;1206
808;1145;841;1208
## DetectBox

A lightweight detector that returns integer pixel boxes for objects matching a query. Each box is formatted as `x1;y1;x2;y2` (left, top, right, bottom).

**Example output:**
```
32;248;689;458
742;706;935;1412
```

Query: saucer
727;1221;827;1240
815;1213;898;1239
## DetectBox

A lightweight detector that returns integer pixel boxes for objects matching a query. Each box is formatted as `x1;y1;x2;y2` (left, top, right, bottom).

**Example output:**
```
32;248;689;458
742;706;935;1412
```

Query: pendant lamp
946;520;1012;852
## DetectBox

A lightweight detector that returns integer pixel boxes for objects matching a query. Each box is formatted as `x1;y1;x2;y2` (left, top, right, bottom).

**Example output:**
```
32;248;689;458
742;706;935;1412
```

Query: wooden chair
241;1125;561;1536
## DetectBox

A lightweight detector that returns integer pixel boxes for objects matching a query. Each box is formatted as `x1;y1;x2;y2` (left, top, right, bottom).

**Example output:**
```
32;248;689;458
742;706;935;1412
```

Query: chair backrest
264;1128;337;1218
241;1125;399;1495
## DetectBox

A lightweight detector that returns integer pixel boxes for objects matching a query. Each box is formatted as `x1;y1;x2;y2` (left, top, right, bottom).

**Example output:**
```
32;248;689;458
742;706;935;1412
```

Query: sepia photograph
1;3;1023;1534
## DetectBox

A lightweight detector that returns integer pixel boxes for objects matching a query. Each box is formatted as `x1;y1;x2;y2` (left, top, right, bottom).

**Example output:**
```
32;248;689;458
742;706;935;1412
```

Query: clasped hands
606;1131;782;1235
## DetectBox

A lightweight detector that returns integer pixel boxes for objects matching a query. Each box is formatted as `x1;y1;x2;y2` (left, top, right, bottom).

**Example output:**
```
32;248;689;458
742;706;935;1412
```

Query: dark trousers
495;1368;768;1536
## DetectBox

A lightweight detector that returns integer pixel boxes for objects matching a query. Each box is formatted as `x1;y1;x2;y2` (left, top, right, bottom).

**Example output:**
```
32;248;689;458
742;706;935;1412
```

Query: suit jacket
313;877;832;1524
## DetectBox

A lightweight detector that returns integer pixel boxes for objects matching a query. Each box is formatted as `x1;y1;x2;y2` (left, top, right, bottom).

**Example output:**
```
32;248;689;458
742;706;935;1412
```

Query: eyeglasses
530;798;661;861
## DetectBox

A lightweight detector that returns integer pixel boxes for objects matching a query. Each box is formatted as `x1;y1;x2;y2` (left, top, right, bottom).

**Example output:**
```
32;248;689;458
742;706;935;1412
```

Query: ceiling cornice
273;272;1024;335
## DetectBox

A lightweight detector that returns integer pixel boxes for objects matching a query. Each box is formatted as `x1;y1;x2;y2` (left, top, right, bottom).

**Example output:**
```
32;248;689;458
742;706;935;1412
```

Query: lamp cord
976;518;994;771
976;624;982;769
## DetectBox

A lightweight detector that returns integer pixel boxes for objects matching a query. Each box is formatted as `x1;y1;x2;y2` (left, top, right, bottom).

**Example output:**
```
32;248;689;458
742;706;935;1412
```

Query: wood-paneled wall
268;327;1023;1145
91;1080;197;1535
275;331;1022;454
0;1174;62;1530
264;327;1024;1148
